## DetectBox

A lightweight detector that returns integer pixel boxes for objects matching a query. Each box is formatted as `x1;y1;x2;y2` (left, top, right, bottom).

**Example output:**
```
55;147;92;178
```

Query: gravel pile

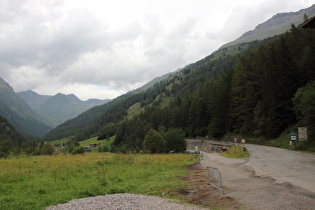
46;193;207;210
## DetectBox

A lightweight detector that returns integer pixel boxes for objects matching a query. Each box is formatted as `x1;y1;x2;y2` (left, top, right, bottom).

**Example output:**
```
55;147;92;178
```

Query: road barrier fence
205;166;228;199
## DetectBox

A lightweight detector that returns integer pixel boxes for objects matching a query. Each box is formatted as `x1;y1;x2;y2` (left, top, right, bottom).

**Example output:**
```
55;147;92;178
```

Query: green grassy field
79;136;113;146
78;136;114;152
50;137;72;146
0;153;197;210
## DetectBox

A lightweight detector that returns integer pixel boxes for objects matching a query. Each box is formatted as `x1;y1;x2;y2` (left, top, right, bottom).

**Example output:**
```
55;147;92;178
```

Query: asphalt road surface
246;144;315;192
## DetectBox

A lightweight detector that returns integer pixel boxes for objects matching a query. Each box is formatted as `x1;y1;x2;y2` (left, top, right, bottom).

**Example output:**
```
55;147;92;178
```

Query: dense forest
0;115;26;157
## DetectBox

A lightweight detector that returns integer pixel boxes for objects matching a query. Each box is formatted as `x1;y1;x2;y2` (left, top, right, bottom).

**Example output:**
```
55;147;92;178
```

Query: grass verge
221;145;249;158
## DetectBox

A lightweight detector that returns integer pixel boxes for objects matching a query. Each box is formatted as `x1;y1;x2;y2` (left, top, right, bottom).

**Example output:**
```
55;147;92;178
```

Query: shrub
162;128;186;153
41;142;55;155
143;129;165;154
0;151;8;158
71;146;85;155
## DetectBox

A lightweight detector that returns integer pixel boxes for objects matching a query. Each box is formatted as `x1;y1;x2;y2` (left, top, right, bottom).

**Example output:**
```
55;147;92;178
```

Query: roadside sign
290;133;296;141
298;127;308;141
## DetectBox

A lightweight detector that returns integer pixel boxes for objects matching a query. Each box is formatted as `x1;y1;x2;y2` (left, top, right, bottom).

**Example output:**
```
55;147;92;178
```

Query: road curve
246;144;315;192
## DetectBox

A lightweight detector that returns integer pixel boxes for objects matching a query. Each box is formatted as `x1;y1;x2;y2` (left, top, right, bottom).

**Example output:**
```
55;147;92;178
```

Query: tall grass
0;153;196;210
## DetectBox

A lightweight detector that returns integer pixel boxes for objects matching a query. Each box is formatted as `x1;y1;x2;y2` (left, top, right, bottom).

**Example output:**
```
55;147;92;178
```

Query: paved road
246;144;315;192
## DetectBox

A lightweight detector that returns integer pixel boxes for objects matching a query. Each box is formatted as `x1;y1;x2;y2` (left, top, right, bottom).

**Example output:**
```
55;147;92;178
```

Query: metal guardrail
204;140;236;146
205;166;229;199
187;139;236;145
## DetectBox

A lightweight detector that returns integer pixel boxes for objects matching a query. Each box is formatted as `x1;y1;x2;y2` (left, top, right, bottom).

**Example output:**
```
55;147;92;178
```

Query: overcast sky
0;0;313;100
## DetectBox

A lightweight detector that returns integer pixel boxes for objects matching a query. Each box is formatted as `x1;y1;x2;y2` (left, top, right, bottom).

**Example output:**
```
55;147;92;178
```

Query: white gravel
46;193;208;210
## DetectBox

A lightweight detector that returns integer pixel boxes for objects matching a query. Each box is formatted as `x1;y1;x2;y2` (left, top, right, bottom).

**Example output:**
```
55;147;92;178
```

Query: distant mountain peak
19;90;109;126
55;92;66;97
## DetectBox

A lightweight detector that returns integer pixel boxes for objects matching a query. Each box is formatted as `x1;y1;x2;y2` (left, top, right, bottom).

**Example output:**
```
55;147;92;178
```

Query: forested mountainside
44;25;264;142
109;27;315;150
0;115;25;146
108;28;313;150
43;38;254;142
0;77;53;138
18;90;110;126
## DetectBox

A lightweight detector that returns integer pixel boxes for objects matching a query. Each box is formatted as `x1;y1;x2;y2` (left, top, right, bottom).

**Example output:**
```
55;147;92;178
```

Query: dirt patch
172;165;244;209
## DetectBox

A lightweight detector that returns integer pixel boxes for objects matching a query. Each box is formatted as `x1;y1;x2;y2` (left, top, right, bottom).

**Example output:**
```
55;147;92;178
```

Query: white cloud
0;0;314;100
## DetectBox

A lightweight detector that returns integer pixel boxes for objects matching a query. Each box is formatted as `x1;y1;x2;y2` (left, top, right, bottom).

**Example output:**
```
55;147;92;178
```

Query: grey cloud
1;1;207;95
0;2;107;74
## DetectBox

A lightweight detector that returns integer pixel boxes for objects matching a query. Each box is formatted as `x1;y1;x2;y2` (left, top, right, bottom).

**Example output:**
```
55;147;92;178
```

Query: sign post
298;127;308;141
290;133;296;149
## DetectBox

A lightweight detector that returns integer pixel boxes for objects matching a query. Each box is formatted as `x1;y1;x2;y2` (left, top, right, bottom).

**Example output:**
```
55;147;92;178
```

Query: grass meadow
0;153;197;210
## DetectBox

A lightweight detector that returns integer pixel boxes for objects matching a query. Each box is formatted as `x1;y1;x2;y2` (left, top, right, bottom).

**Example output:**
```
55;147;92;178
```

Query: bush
143;129;165;154
41;142;55;155
0;151;8;159
71;146;85;155
162;128;186;153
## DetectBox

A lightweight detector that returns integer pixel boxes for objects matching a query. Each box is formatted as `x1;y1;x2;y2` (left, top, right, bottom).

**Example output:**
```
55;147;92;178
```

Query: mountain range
0;77;110;139
18;90;110;127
